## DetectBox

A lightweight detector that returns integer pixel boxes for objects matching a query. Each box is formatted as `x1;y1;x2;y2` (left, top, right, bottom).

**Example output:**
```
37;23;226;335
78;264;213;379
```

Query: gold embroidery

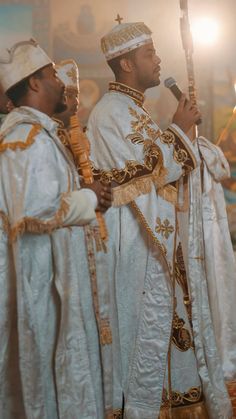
126;132;145;145
92;143;163;185
159;127;197;172
101;22;151;53
174;147;188;165
155;217;174;239
162;386;202;408
128;107;161;141
130;201;168;259
160;130;175;147
109;82;144;106
0;124;41;153
172;312;193;352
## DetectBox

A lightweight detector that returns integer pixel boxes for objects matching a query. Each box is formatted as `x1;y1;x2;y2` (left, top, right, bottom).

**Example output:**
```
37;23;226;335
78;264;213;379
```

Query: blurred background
1;0;236;246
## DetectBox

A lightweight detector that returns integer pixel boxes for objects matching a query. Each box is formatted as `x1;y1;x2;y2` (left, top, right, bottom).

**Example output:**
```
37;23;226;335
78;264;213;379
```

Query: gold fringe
0;124;41;153
158;185;178;205
0;210;10;235
159;401;209;419
9;193;70;242
113;164;167;207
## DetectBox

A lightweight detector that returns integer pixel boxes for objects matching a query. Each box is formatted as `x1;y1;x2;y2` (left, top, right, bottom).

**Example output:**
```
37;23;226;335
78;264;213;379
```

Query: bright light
234;83;236;96
191;17;220;46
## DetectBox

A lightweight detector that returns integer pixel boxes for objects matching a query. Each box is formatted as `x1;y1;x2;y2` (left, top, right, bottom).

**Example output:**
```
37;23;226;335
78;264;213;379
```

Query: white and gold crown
101;21;152;61
55;59;79;92
0;39;52;92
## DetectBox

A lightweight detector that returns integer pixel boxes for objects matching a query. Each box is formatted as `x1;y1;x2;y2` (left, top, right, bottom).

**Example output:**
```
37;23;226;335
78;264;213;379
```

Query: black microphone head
164;77;177;89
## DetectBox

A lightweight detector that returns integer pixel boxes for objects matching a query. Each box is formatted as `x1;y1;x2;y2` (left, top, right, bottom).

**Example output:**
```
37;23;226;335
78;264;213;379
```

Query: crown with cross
101;15;152;61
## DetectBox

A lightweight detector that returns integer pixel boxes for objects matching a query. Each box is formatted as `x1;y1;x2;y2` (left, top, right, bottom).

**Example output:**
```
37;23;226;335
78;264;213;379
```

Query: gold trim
158;184;178;205
109;82;144;106
130;201;167;259
0;124;41;153
0;210;10;236
168;126;197;171
159;401;209;419
101;22;152;54
8;193;70;242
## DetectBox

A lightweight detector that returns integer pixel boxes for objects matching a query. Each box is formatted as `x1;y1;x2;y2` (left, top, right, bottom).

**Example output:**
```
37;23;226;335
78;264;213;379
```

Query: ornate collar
109;82;145;106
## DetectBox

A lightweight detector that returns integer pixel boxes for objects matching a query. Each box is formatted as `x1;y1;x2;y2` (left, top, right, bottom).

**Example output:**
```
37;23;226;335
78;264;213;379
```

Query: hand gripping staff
68;115;108;247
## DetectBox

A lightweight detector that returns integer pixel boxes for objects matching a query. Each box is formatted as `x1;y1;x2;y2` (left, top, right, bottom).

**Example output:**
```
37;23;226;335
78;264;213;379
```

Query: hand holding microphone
164;77;202;134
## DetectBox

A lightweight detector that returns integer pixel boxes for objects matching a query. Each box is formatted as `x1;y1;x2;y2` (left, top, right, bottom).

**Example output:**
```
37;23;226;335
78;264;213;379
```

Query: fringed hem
1;193;70;242
0;124;41;153
113;165;167;207
158;184;178;205
159;401;209;419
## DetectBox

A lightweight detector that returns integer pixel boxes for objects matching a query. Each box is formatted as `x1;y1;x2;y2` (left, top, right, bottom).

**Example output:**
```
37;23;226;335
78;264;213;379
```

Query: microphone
164;77;202;125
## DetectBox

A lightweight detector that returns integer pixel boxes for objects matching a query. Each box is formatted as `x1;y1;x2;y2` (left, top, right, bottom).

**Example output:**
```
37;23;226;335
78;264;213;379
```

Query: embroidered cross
115;14;123;24
155;217;174;239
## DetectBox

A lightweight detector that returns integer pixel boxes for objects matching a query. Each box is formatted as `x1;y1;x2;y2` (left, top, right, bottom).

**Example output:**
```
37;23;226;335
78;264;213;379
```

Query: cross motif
155;217;174;240
115;14;123;25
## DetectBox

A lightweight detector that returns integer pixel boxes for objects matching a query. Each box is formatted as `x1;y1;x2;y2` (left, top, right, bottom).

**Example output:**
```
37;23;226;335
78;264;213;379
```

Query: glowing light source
234;83;236;95
191;17;220;46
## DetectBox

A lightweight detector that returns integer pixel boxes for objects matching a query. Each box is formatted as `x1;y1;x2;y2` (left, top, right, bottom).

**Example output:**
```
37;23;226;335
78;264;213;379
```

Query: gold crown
101;22;152;61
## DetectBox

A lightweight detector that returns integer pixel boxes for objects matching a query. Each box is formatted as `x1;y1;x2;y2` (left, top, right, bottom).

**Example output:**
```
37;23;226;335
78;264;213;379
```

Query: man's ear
28;75;41;92
120;58;134;73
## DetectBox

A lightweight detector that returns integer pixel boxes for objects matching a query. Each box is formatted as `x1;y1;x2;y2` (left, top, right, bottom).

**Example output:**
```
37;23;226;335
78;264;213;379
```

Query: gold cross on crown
115;14;123;25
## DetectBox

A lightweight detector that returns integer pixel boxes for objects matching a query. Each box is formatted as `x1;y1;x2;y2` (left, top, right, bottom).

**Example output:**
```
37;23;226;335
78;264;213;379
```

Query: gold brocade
0;124;41;153
172;312;193;352
101;22;152;54
159;401;209;419
112;162;167;206
109;82;144;107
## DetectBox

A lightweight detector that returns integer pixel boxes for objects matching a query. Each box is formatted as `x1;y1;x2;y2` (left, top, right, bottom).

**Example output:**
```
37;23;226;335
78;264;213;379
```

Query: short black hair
107;49;137;79
7;68;44;106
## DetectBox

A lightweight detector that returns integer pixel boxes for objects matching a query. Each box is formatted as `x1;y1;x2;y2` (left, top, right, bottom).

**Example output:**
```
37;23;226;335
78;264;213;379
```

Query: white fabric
198;137;236;381
0;106;110;418
63;190;97;226
87;89;232;418
0;40;52;92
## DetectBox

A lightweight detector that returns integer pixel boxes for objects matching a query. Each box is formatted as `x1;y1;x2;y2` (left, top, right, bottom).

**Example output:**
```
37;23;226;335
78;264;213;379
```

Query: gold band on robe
159;401;209;419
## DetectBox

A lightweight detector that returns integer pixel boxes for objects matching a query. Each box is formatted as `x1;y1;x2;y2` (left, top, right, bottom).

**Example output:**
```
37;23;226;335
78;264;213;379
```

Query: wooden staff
180;0;202;137
68;114;108;243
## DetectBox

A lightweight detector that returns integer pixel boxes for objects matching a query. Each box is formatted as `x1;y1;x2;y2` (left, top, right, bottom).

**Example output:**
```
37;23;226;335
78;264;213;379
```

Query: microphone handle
170;84;202;125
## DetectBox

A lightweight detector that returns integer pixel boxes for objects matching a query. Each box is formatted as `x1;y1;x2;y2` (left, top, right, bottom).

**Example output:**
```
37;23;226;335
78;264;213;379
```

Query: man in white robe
87;21;233;419
0;39;112;419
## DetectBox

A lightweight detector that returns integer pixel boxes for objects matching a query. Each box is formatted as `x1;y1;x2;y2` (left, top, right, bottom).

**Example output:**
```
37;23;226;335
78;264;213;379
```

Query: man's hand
172;94;202;134
82;181;112;213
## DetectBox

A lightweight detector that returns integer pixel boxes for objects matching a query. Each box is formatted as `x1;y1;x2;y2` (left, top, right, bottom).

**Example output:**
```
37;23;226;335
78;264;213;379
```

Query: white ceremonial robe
0;106;112;419
87;85;232;419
